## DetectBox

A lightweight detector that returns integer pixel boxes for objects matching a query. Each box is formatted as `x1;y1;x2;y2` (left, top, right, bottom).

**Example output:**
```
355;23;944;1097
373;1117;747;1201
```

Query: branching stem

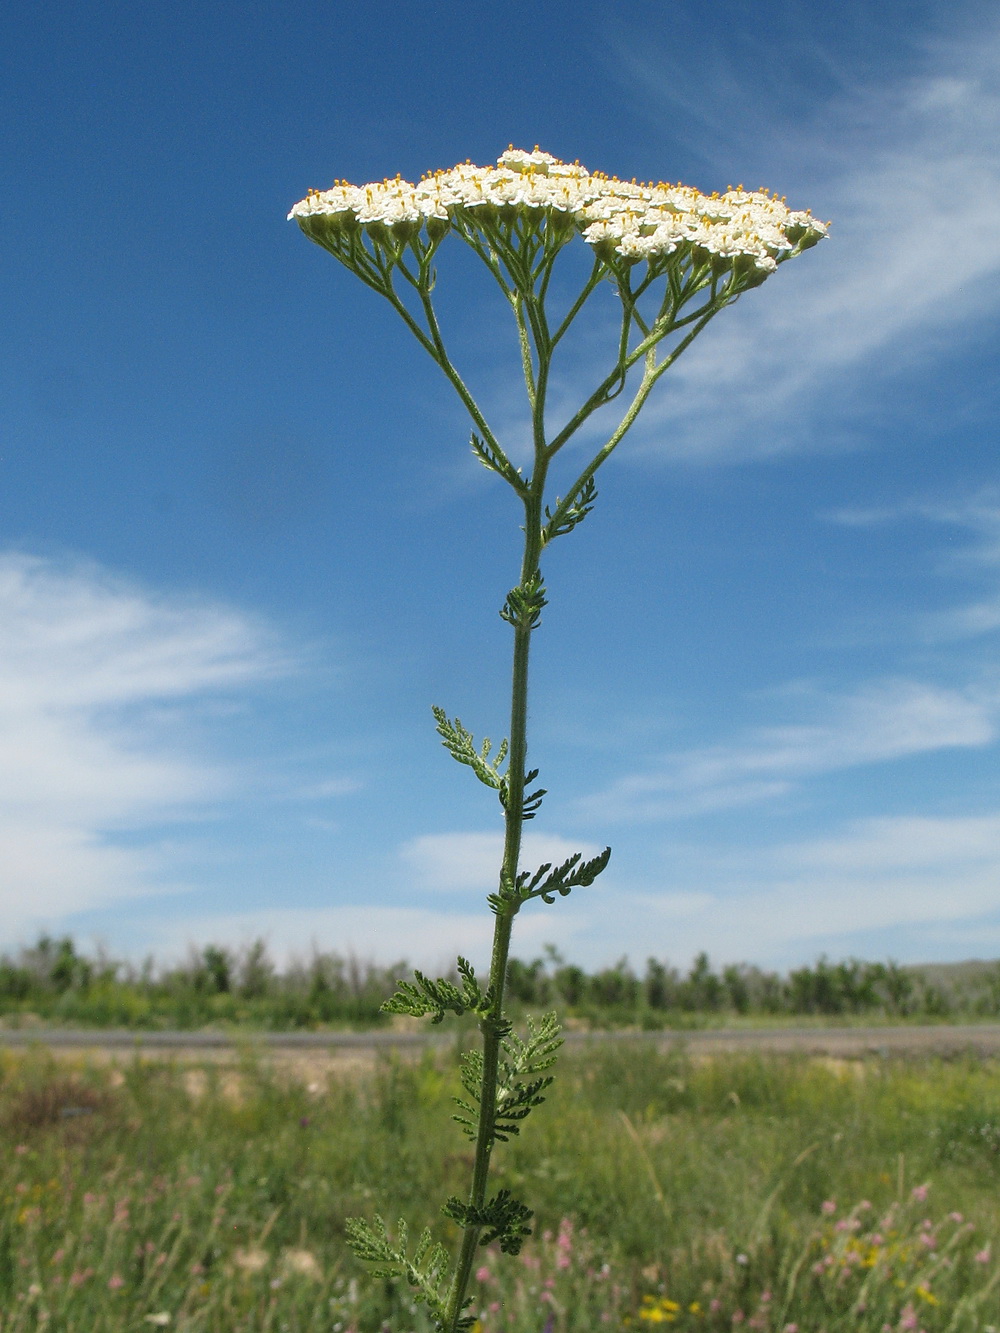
363;241;745;1333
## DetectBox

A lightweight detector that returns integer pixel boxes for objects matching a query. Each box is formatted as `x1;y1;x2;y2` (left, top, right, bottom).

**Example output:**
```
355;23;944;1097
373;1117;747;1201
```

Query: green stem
443;487;545;1333
543;302;723;537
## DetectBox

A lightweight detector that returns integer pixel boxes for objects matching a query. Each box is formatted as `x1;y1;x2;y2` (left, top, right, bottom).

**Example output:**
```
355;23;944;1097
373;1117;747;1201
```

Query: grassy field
1;1041;999;1331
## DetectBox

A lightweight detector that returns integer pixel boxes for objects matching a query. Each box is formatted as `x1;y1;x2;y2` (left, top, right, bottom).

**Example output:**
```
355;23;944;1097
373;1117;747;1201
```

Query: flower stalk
289;147;827;1331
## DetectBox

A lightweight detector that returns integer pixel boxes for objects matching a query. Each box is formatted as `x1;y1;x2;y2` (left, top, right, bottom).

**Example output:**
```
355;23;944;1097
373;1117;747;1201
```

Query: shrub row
1;937;999;1030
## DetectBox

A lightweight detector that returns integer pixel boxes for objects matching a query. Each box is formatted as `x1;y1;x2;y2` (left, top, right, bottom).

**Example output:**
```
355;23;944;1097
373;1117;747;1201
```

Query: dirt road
2;1023;999;1069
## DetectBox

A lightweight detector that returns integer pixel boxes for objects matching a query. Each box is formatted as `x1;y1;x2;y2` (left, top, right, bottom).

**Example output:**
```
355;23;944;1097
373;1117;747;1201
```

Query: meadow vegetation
1;1042;999;1330
2;938;1000;1032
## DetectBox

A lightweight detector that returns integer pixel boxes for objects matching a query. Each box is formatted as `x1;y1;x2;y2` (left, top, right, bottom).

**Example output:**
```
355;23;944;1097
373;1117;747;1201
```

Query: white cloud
583;678;996;821
401;830;606;893
695;812;1000;963
513;811;1000;970
122;904;560;973
604;12;1000;459
828;491;1000;642
0;552;288;935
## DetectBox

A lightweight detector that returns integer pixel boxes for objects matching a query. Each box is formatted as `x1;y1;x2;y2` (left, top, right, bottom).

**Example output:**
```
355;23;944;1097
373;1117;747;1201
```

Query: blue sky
2;0;1000;972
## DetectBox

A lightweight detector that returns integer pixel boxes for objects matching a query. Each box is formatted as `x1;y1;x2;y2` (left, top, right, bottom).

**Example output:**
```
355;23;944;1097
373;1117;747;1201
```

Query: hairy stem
443;448;547;1333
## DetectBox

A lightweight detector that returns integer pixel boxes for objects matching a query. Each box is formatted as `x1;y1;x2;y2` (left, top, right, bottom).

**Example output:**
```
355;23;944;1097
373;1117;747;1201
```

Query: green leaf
382;957;491;1024
542;475;598;543
452;1014;562;1144
470;432;526;493
499;570;547;631
344;1215;450;1324
433;707;508;790
497;768;547;825
442;1188;534;1255
516;846;611;904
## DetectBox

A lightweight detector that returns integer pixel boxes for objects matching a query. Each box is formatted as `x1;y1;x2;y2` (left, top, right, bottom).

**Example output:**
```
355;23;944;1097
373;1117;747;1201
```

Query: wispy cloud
696;812;1000;964
135;905;497;971
602;10;1000;459
0;552;289;934
829;490;1000;641
523;811;1000;970
581;677;996;821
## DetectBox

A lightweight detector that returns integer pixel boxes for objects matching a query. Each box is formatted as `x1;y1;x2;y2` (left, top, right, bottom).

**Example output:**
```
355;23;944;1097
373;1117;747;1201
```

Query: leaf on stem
496;768;547;826
499;571;547;631
382;956;491;1024
432;707;508;790
453;1013;563;1145
469;432;525;493
442;1188;534;1255
516;846;612;904
344;1215;451;1324
542;476;598;544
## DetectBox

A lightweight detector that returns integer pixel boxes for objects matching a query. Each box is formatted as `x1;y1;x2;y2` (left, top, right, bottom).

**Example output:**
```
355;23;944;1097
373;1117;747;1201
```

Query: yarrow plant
288;146;827;1332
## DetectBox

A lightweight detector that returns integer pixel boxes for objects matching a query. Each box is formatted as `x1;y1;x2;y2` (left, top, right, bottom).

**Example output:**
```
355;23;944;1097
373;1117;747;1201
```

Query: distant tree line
504;948;999;1023
0;936;998;1031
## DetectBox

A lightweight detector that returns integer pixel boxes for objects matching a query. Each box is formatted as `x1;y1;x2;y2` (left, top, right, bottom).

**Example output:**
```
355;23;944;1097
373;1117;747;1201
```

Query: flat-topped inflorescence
289;146;827;278
288;144;831;1333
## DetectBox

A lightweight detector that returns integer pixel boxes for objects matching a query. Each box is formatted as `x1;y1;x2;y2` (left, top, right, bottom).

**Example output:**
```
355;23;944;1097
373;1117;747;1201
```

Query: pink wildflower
975;1246;991;1263
14;1145;28;1156
821;1200;836;1215
108;1274;125;1290
899;1303;918;1330
910;1184;929;1203
475;1266;491;1283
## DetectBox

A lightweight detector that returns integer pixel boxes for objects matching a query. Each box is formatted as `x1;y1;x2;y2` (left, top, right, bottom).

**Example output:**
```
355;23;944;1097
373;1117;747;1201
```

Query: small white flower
289;149;827;272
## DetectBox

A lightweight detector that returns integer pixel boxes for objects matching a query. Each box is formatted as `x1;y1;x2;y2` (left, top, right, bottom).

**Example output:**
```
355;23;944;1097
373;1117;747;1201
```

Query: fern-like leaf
344;1215;450;1325
470;432;527;494
382;956;491;1024
542;475;598;543
517;846;612;904
452;1014;562;1143
443;1188;534;1255
499;570;547;631
433;707;508;790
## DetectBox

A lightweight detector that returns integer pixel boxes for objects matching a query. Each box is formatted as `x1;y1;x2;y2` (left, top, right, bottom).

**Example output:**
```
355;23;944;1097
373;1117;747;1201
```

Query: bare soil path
2;1023;1000;1069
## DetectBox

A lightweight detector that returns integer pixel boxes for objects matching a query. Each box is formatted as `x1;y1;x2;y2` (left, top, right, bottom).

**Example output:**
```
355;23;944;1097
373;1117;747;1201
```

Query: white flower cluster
289;148;827;273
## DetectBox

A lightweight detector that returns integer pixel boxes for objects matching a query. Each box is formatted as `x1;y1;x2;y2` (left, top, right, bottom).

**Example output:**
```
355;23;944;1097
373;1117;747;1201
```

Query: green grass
1;1043;999;1330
